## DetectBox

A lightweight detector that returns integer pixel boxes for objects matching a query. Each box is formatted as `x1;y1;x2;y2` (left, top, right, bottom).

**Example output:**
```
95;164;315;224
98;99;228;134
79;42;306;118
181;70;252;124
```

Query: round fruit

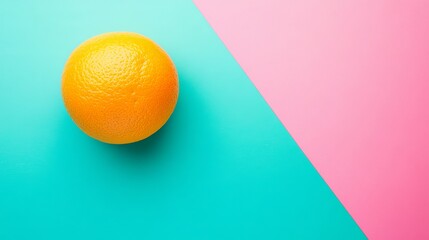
62;32;179;144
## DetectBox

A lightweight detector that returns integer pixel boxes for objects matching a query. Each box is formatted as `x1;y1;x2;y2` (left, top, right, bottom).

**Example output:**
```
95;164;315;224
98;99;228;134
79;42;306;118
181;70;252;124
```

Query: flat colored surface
0;0;364;239
193;0;429;239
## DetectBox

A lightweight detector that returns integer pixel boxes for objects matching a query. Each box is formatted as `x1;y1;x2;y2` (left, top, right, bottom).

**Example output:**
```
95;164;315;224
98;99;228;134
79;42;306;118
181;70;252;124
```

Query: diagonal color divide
194;0;429;239
0;0;364;239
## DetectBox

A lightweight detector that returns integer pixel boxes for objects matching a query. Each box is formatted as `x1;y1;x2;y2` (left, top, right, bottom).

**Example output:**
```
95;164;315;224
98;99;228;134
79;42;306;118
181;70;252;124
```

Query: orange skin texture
62;32;179;144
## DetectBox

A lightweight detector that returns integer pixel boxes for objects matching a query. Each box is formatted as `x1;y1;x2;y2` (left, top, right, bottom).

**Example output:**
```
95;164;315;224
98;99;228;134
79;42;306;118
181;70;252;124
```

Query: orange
62;32;179;144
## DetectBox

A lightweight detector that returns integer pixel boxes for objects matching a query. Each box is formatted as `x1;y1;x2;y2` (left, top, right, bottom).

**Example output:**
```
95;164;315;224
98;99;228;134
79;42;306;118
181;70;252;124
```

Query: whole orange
62;32;179;144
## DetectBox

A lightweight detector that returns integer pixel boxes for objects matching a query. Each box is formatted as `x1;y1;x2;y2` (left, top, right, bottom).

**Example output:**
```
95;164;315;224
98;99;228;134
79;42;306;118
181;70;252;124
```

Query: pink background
194;0;429;239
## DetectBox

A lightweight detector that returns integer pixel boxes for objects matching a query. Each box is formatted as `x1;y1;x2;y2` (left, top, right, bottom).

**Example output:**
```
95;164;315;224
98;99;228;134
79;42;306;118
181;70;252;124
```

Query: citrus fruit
62;32;179;144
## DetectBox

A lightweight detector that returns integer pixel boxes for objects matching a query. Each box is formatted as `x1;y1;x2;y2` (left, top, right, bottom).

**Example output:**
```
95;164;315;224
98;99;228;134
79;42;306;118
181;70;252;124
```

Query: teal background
0;0;365;239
